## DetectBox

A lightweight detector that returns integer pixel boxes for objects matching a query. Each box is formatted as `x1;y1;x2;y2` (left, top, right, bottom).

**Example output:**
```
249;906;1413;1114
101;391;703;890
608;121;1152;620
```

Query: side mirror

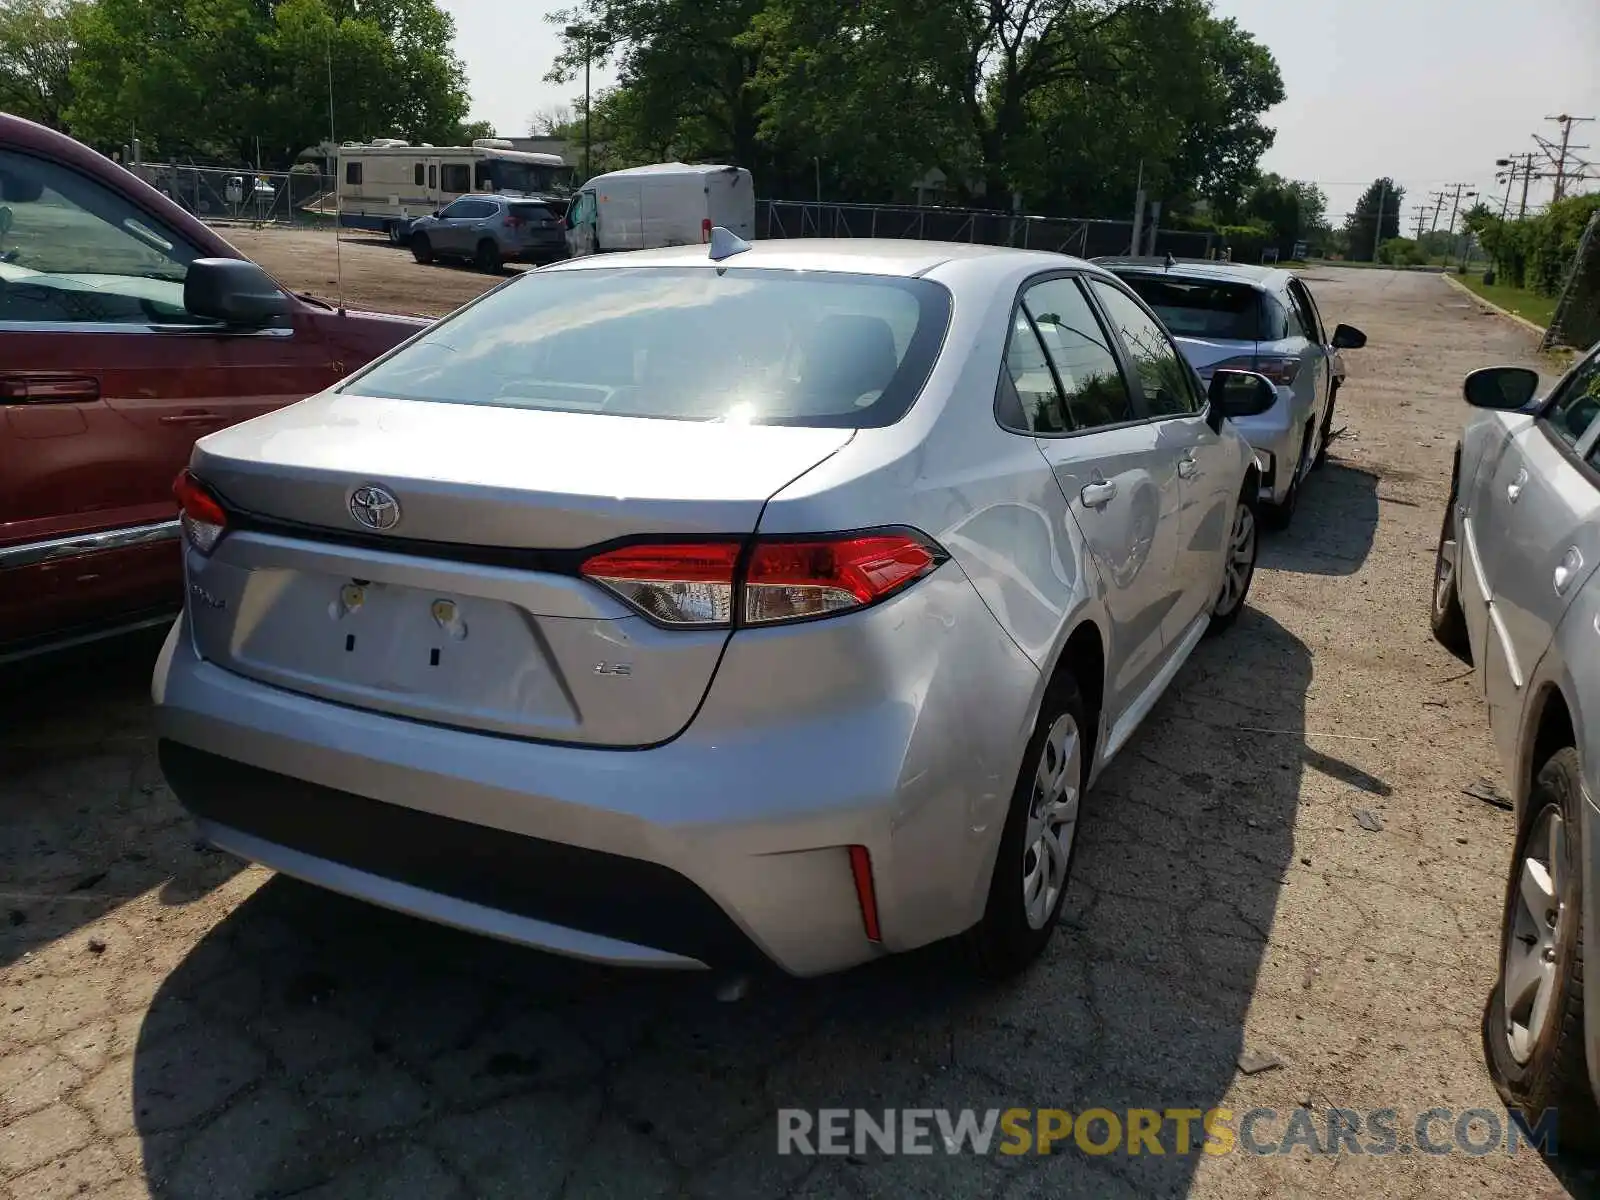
1463;365;1541;411
1208;369;1278;420
1331;323;1366;350
184;258;291;326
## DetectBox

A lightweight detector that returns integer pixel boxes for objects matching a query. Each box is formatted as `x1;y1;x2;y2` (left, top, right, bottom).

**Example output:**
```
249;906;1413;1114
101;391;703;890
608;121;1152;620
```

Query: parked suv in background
1431;343;1600;1146
408;194;568;272
1098;258;1366;528
0;113;427;663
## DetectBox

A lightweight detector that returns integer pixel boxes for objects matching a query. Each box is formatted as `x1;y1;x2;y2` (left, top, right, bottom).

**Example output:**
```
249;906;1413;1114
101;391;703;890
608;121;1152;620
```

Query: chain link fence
128;162;336;226
755;200;1217;260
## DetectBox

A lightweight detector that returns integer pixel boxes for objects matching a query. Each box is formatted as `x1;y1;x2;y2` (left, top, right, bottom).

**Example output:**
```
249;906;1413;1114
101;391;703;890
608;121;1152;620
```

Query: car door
1012;275;1182;721
428;199;473;254
0;145;337;649
1471;350;1600;754
1086;277;1236;645
1285;278;1332;427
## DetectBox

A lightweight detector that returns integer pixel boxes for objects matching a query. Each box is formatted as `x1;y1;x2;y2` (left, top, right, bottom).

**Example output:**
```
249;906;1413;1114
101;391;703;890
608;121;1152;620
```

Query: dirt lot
2;247;1595;1199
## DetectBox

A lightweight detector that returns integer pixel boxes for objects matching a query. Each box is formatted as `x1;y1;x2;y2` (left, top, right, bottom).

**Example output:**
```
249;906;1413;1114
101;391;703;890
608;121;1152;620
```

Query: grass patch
1457;275;1557;328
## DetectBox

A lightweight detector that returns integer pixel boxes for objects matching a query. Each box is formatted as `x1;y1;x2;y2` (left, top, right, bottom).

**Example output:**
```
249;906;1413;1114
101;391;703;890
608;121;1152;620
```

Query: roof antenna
708;225;752;264
326;27;346;315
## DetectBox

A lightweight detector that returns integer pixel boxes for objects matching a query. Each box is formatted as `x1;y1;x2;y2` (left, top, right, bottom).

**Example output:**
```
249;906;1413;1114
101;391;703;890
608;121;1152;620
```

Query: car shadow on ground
128;609;1313;1199
0;631;240;973
1259;458;1380;577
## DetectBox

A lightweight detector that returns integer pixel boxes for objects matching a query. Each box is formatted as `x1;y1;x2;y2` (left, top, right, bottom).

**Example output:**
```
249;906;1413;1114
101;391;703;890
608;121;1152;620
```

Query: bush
1377;237;1426;266
1473;193;1600;295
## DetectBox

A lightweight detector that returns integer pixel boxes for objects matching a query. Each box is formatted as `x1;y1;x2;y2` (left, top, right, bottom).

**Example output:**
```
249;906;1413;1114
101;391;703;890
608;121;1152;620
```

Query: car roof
1095;256;1290;289
546;238;1114;280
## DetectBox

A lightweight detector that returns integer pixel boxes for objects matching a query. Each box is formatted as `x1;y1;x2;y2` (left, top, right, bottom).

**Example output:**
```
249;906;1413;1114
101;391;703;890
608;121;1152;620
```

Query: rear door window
1022;278;1134;429
342;266;952;428
1115;274;1263;341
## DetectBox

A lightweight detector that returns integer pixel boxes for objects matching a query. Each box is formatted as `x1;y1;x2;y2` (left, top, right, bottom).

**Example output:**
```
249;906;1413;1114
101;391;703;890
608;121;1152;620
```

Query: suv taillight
581;531;946;628
1211;354;1300;386
173;469;227;555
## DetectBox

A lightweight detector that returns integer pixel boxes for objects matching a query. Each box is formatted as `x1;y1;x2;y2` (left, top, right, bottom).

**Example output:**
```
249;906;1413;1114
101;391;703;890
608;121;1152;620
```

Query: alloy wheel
1503;805;1566;1064
1021;712;1082;930
1215;501;1257;617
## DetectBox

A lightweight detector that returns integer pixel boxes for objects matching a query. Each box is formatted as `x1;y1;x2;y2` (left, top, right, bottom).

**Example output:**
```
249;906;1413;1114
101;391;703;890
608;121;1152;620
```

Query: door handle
1177;455;1199;479
158;410;224;427
1081;479;1118;507
1555;547;1583;596
1508;469;1528;504
0;375;99;403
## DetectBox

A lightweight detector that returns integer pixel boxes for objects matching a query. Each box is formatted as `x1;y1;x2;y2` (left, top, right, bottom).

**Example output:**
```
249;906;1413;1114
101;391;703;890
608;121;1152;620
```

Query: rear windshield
342;266;951;428
1115;275;1262;341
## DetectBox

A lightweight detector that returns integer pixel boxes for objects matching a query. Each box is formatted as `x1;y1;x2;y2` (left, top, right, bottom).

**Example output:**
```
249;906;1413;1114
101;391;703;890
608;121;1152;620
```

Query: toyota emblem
349;485;401;531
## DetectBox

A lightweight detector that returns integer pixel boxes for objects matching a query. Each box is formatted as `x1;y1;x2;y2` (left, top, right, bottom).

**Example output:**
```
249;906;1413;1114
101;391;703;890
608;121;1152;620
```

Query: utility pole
1427;190;1448;233
1535;114;1593;203
1412;206;1427;240
1496;153;1540;219
565;24;595;181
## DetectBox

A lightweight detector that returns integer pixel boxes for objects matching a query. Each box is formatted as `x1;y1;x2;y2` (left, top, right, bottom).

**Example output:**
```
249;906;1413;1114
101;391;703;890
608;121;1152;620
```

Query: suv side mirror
1463;365;1540;410
184;258;291;326
1331;323;1366;349
1208;369;1278;420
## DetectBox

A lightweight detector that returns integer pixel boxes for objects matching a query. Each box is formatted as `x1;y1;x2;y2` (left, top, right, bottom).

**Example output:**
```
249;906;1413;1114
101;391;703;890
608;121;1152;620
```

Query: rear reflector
848;845;882;942
579;530;944;629
172;469;227;555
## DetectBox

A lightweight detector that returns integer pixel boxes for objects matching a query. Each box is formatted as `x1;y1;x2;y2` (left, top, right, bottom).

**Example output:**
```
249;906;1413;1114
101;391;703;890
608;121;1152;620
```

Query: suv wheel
1430;486;1471;661
411;234;433;265
1206;485;1258;636
965;673;1088;978
475;240;502;274
1482;748;1600;1153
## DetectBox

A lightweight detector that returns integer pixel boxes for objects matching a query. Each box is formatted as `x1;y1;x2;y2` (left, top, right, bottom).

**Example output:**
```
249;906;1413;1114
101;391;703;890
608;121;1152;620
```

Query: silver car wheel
1214;501;1256;617
1021;712;1082;931
1503;805;1565;1064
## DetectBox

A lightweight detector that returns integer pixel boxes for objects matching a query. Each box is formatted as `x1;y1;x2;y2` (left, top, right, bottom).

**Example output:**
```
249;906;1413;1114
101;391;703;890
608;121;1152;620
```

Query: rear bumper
1228;385;1307;504
152;568;1040;976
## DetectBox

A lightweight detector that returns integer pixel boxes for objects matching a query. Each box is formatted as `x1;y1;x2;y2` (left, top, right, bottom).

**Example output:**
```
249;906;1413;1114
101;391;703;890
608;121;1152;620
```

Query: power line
1534;114;1593;203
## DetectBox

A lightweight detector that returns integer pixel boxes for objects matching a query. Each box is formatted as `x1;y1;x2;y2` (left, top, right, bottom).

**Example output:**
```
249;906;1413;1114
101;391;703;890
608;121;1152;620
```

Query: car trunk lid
184;393;852;746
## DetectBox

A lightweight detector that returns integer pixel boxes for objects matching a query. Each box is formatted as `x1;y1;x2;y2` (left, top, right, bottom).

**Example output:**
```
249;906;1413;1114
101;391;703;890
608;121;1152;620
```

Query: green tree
0;0;83;129
1343;177;1403;262
67;0;470;166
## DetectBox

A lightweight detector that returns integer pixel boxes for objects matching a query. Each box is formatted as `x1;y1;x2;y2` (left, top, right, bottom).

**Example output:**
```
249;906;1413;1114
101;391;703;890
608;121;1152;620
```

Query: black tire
475;240;502;274
965;673;1090;978
1313;383;1338;469
1206;483;1259;636
410;234;433;265
1482;748;1600;1154
1430;485;1472;662
1263;424;1311;530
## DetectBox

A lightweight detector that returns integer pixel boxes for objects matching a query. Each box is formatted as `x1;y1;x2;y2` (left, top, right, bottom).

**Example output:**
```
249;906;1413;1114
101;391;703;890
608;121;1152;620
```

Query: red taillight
579;531;943;629
848;845;882;943
172;469;227;555
1212;354;1299;386
701;217;712;243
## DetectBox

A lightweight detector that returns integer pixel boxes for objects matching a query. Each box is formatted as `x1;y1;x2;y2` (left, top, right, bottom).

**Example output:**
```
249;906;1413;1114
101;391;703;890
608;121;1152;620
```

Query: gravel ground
2;253;1594;1199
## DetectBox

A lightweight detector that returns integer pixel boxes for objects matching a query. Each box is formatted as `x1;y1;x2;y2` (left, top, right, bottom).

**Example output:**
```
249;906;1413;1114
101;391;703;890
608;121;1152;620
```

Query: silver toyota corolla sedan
1431;341;1600;1144
155;236;1269;978
1098;259;1366;528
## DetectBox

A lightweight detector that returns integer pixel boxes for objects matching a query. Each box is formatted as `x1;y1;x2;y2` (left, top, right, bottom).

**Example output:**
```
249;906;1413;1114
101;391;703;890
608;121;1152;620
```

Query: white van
337;138;575;244
565;163;755;257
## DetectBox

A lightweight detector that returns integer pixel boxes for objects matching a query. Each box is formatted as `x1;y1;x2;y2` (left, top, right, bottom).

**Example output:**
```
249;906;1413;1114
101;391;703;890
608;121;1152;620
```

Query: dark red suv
0;114;427;662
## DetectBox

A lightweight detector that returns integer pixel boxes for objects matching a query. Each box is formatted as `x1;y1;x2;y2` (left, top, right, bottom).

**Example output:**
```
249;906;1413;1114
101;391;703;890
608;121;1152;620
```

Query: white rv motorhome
336;138;575;243
565;163;755;257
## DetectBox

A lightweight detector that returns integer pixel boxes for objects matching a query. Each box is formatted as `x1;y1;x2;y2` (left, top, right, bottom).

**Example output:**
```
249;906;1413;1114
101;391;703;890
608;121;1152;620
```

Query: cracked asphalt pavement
3;258;1596;1198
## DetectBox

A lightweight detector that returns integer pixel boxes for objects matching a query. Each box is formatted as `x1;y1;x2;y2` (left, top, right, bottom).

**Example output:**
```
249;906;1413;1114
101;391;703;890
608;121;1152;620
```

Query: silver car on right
1431;340;1600;1148
1099;259;1366;528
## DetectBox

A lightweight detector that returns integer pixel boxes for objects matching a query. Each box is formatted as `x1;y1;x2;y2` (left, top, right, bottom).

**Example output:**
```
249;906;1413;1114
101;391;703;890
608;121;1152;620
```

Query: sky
440;0;1600;224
